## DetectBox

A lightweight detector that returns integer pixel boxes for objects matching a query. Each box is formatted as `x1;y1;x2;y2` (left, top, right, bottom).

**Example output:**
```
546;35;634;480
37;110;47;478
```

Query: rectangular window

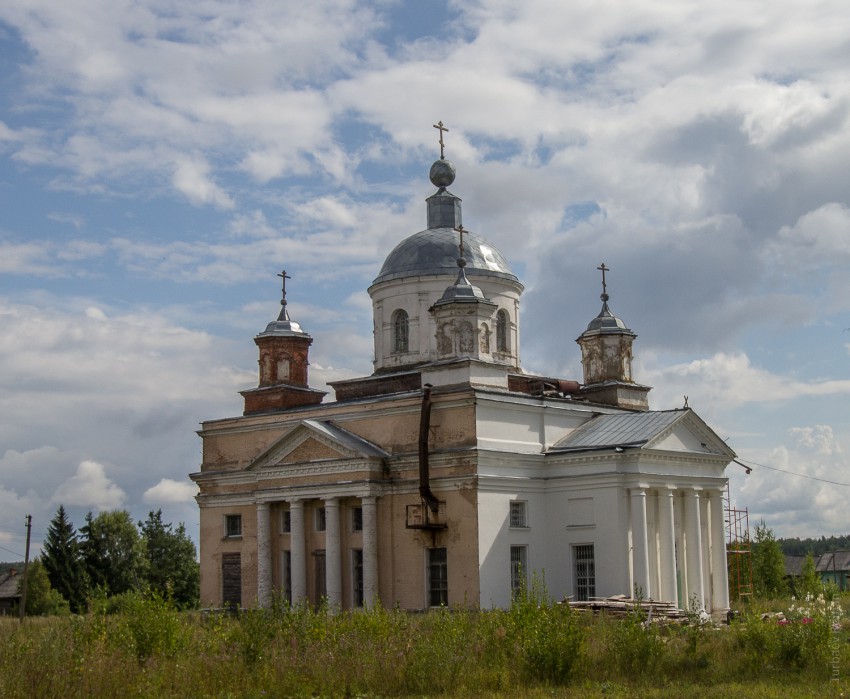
222;553;241;607
281;510;291;534
313;550;326;602
510;545;528;598
352;549;364;607
351;506;363;533
315;506;326;532
224;514;242;538
427;547;448;607
282;550;292;604
509;501;528;528
573;544;596;602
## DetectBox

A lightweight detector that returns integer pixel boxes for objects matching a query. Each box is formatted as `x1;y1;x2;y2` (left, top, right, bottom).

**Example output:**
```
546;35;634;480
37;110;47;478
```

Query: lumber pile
566;594;687;621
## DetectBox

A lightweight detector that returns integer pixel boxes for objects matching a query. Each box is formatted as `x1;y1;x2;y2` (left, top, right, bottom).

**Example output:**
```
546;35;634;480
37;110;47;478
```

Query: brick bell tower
241;270;326;415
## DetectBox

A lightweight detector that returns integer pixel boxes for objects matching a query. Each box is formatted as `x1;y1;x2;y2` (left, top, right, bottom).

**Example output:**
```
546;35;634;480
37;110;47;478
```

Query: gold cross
433;120;449;159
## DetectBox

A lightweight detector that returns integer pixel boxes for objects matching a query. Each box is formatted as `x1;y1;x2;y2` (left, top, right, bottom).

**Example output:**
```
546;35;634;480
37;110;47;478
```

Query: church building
191;128;734;614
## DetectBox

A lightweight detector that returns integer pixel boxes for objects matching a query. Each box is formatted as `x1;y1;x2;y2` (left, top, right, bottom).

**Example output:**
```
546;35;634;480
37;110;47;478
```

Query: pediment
248;419;389;470
643;411;735;458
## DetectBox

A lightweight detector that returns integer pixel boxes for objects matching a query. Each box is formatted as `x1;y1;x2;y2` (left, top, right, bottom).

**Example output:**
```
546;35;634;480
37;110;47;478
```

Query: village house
191;133;734;614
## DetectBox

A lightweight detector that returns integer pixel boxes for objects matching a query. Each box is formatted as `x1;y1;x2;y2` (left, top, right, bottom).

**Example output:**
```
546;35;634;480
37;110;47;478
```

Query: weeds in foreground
0;589;847;698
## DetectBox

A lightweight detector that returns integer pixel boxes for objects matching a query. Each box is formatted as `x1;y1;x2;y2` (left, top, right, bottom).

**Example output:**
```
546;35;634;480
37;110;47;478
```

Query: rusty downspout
419;383;440;513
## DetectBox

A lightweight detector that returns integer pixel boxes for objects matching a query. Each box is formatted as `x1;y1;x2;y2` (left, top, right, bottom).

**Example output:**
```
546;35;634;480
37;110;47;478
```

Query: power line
737;457;850;488
0;544;25;559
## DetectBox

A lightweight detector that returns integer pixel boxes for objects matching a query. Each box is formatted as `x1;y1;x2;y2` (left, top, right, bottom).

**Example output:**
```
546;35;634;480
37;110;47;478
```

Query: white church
191;128;733;614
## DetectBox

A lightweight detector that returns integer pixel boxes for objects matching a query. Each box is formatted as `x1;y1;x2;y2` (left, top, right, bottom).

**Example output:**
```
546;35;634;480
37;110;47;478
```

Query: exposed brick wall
330;371;421;401
241;385;326;415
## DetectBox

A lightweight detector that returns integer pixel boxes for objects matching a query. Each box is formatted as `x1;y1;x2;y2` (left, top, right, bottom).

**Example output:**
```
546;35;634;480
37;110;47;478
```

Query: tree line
777;533;850;556
23;505;199;615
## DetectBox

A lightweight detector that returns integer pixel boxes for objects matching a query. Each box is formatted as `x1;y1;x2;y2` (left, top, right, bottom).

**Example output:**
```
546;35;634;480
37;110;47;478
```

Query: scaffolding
725;484;754;600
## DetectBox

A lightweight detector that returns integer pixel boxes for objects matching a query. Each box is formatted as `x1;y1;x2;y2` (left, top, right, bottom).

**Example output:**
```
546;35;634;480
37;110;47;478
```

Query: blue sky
1;0;849;559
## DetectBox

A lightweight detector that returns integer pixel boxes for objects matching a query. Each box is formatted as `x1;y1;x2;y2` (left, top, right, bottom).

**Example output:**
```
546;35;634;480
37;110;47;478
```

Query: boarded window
573;544;595;602
427;547;448;607
352;549;364;607
222;553;241;607
313;550;326;603
281;550;292;604
351;506;363;533
315;506;326;532
281;509;291;534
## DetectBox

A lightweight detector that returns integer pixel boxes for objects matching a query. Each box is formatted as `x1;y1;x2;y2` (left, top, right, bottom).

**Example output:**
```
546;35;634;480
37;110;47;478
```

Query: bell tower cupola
576;263;650;411
241;271;326;415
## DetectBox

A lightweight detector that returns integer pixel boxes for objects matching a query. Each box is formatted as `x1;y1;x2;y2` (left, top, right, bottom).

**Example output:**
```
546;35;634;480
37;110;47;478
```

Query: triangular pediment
643;410;735;458
548;408;735;459
248;419;389;470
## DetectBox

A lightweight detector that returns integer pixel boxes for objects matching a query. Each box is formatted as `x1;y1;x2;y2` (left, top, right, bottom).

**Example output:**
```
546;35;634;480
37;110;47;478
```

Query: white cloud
172;158;234;209
52;460;126;510
143;478;197;504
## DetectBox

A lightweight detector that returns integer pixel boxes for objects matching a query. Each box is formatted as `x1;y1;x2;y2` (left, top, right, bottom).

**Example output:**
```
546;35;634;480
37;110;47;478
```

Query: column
362;495;379;606
290;499;307;604
708;489;730;612
684;489;705;610
658;487;678;606
325;498;342;610
630;487;652;599
256;502;272;608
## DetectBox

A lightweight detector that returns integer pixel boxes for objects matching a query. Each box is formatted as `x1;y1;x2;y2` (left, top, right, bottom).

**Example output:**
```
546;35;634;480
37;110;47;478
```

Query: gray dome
372;227;520;286
583;300;632;334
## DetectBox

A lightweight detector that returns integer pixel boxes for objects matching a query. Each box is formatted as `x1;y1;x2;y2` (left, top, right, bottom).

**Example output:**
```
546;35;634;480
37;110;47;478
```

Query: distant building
816;551;850;591
191;141;734;614
0;569;21;615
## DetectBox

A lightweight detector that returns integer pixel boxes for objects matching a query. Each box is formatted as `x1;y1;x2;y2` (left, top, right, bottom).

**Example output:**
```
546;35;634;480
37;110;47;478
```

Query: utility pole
18;514;31;622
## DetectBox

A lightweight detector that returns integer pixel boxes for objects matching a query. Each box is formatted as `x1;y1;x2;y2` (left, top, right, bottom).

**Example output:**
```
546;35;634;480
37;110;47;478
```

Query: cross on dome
433;120;449;159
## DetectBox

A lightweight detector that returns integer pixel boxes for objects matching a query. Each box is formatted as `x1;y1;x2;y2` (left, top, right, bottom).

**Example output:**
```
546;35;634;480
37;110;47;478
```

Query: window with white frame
573;544;595;602
509;501;528;528
427;547;448;607
315;506;326;532
510;545;528;598
224;514;242;538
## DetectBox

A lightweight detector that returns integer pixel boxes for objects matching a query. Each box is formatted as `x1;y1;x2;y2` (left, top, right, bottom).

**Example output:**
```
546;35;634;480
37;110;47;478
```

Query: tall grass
1;589;847;698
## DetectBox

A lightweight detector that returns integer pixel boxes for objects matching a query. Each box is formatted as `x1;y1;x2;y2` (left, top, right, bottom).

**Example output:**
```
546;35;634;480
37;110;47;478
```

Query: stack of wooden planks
566;594;687;621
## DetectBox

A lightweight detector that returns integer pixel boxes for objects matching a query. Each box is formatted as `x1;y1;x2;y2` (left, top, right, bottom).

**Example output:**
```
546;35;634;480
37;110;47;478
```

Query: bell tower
241;271;326;415
576;263;650;411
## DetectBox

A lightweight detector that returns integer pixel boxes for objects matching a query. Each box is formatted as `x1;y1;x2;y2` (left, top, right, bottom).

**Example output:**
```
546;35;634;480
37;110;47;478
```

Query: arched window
496;310;509;353
392;309;409;353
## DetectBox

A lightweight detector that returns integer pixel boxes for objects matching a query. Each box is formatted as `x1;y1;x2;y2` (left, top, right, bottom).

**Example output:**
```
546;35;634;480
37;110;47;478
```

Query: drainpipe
419;384;440;513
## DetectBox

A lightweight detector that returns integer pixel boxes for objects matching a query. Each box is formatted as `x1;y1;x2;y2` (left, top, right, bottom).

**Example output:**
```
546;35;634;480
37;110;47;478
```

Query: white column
630;487;652;599
658;487;678;606
709;489;730;612
362;495;379;606
290;499;307;604
256;502;272;608
325;498;342;610
684;489;705;610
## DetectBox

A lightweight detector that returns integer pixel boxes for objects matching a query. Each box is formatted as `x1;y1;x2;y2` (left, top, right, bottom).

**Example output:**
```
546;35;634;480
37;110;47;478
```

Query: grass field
1;589;847;698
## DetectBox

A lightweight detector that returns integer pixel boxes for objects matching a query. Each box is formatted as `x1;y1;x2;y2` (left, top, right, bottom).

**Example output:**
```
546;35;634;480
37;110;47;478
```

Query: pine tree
139;509;199;609
41;505;88;612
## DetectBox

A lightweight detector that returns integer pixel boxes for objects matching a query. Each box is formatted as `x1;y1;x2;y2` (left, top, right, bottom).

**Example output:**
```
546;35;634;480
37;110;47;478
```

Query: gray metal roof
550;410;686;452
372;227;519;286
816;551;850;573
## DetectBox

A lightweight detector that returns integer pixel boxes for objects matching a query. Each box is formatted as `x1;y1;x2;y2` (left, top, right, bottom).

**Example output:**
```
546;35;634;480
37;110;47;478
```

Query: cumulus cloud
52;460;126;510
143;479;198;504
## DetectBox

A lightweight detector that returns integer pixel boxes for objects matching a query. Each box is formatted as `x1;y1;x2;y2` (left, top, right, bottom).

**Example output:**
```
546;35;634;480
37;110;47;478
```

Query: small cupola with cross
576;263;650;410
241;271;326;415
